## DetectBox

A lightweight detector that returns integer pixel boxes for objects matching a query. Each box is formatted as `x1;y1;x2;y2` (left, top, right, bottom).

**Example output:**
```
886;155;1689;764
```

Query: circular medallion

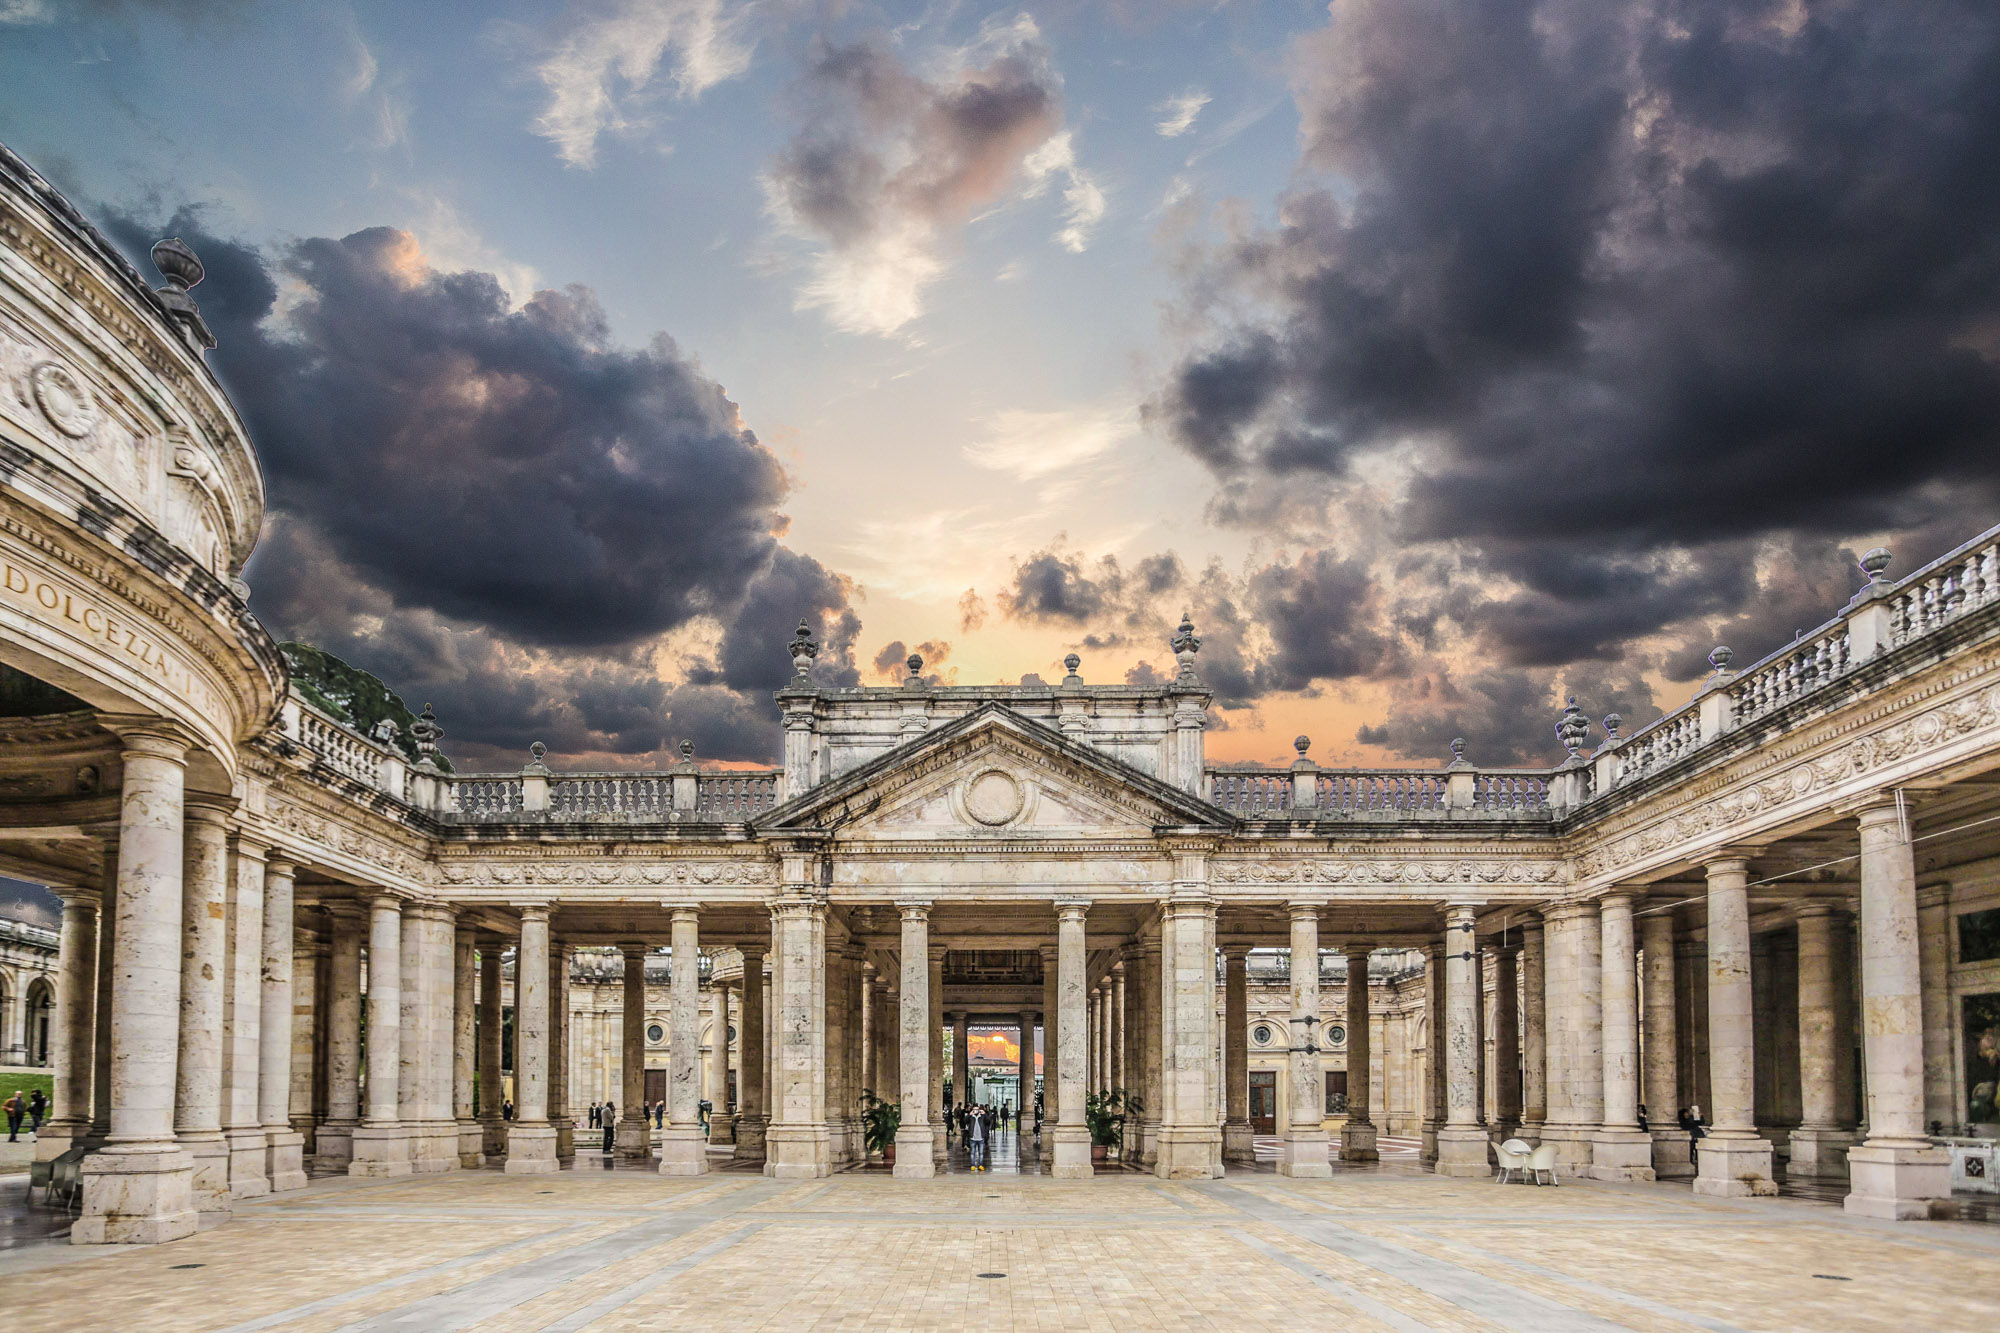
1326;1024;1346;1047
964;769;1024;826
30;362;95;439
1252;1023;1273;1045
646;1023;665;1043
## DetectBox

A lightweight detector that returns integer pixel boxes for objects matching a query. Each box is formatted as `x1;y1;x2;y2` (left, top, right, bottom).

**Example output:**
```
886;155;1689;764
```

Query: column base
1420;1119;1440;1166
1648;1127;1694;1179
616;1118;655;1162
732;1115;767;1164
657;1125;710;1175
1589;1128;1657;1182
315;1119;356;1170
350;1125;414;1177
1535;1124;1596;1177
1153;1126;1221;1180
178;1134;232;1218
763;1124;830;1179
1052;1126;1093;1179
1434;1126;1492;1178
264;1128;308;1193
1340;1121;1379;1162
554;1119;576;1165
1516;1119;1545;1146
481;1117;508;1160
1277;1130;1333;1177
1222;1118;1257;1164
1787;1126;1857;1180
1139;1119;1160;1169
893;1125;936;1178
503;1125;560;1174
1844;1141;1949;1220
709;1112;735;1146
34;1122;82;1165
1692;1133;1776;1197
72;1147;197;1246
457;1120;486;1169
226;1127;270;1198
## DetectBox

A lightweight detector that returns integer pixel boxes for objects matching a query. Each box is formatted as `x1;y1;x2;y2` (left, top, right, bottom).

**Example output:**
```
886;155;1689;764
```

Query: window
1960;908;2000;963
1252;1023;1274;1045
1326;1024;1346;1048
727;1024;737;1043
1325;1070;1348;1116
646;1023;665;1043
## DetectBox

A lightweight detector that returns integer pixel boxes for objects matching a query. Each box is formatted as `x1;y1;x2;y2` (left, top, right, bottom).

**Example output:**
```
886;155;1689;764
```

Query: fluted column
1221;945;1254;1164
259;859;307;1192
173;798;233;1217
709;981;734;1145
1053;900;1092;1178
1694;858;1775;1197
735;944;768;1163
1847;800;1950;1218
659;908;707;1174
1341;944;1377;1161
452;921;481;1167
504;906;558;1174
1591;893;1654;1180
1436;905;1489;1176
1639;909;1691;1177
1519;920;1547;1139
477;943;504;1159
39;884;97;1155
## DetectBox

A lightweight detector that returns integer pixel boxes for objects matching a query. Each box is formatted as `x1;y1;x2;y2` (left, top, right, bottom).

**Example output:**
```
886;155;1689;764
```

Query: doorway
1249;1071;1277;1134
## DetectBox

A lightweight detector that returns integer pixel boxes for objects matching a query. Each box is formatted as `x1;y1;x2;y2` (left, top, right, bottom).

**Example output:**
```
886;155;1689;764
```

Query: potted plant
1085;1088;1138;1163
860;1088;902;1165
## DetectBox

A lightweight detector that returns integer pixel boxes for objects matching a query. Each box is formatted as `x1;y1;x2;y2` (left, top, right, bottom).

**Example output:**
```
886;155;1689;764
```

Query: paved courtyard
3;1151;1999;1332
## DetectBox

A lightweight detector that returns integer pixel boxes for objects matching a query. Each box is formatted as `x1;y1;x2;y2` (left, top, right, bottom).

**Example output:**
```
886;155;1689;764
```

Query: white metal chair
1528;1142;1559;1186
1494;1138;1533;1184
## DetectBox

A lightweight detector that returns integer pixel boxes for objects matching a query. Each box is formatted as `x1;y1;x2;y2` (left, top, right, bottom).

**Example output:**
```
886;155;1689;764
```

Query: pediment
753;704;1230;841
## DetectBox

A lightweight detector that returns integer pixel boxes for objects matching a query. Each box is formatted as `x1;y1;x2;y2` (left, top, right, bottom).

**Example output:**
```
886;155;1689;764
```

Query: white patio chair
1494;1138;1533;1184
1528;1143;1559;1186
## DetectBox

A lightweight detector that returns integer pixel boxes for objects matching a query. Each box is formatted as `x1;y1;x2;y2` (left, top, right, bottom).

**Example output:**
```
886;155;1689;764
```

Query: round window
727;1025;737;1043
1326;1024;1346;1047
646;1023;665;1043
1252;1023;1274;1045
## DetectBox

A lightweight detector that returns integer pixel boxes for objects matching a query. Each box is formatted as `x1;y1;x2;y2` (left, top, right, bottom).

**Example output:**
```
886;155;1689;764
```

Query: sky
2;0;1998;777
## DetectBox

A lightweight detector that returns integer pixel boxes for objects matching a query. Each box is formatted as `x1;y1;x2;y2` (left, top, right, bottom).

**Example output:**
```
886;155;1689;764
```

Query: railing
1888;538;2000;645
1207;766;1548;818
441;769;783;822
550;776;671;818
1320;772;1448;813
696;774;780;818
1473;772;1549;811
1207;772;1292;815
454;779;523;818
294;703;391;787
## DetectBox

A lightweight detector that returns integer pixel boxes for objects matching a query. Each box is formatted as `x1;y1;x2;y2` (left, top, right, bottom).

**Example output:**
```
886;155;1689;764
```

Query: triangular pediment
752;704;1231;840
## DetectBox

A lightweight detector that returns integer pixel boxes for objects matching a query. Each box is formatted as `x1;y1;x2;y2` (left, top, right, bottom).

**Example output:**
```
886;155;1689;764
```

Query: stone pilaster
1519;920;1546;1141
222;831;269;1198
259;858;307;1192
1221;945;1254;1164
1054;900;1093;1178
1639;909;1692;1177
478;943;505;1160
765;895;830;1179
1280;906;1333;1176
659;908;708;1175
1341;944;1378;1161
173;797;233;1218
452;920;482;1168
1437;905;1490;1177
734;945;768;1163
1694;858;1776;1197
503;905;558;1174
1591;893;1655;1181
75;722;198;1246
1846;800;1950;1218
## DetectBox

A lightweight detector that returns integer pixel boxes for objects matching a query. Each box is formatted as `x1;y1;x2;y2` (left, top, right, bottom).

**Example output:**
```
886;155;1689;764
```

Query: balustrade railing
696;774;780;818
550;776;671;818
294;704;388;787
1320;772;1448;813
1473;772;1549;811
1207;772;1292;815
454;779;523;817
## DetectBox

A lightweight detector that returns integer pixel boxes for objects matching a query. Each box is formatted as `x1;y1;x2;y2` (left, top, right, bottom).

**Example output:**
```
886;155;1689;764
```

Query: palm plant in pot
860;1088;902;1165
1085;1088;1138;1163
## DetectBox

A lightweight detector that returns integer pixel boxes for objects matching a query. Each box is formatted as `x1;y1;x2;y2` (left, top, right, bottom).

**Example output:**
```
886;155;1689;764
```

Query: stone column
709;981;735;1145
320;906;362;1168
398;905;432;1172
550;940;573;1165
452;921;481;1167
1789;905;1856;1178
859;962;876;1101
1420;943;1446;1164
1018;1008;1036;1126
821;949;848;1163
892;903;933;1177
1112;961;1127;1096
734;944;767;1163
928;945;946;1166
1155;892;1220;1179
289;923;320;1155
1695;857;1776;1197
1591;893;1654;1180
478;943;504;1159
504;906;558;1174
951;1010;970;1114
259;858;307;1192
75;723;198;1246
222;833;269;1198
1039;944;1059;1166
1540;902;1603;1174
1221;945;1254;1164
1436;906;1489;1176
658;907;707;1174
173;798;233;1218
1640;909;1692;1177
766;898;829;1179
1917;884;1953;1131
350;895;411;1177
1519;920;1547;1140
611;944;648;1161
1341;944;1377;1161
1138;936;1162;1166
1282;908;1333;1176
1847;800;1950;1218
1054;900;1092;1178
38;883;97;1156
1491;945;1521;1138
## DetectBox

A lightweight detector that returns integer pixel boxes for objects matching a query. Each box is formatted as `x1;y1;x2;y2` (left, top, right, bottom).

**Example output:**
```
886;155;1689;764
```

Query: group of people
946;1101;1024;1171
2;1088;45;1142
1636;1103;1710;1163
585;1101;668;1129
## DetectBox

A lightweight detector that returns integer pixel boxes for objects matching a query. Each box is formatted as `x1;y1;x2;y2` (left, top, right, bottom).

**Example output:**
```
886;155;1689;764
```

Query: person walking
601;1100;616;1154
3;1091;21;1142
503;1099;515;1122
968;1104;989;1171
26;1087;46;1134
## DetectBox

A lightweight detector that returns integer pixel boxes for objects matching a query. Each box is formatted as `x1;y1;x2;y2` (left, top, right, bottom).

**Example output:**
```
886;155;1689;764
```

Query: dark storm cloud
1150;0;2000;666
1356;662;1658;768
103;213;862;765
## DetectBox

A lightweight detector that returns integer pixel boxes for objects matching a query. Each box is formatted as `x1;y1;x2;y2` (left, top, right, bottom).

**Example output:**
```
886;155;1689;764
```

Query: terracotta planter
883;1143;896;1166
1091;1143;1109;1163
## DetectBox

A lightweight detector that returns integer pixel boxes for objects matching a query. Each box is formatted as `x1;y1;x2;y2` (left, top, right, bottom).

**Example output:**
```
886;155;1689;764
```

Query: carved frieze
437;859;778;888
1212;858;1569;887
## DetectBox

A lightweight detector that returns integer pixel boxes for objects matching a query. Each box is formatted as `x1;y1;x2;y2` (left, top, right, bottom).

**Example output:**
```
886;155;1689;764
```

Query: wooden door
1249;1071;1278;1134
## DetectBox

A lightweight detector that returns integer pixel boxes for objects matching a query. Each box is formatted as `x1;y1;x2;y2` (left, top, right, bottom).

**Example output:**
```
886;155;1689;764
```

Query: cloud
531;0;755;168
962;402;1133;483
1153;89;1209;138
870;638;950;682
762;14;1097;335
103;210;861;765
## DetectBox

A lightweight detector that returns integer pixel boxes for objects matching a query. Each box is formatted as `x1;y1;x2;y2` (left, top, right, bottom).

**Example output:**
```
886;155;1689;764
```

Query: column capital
48;881;101;906
738;941;768;962
1703;851;1764;877
927;943;948;964
515;901;551;921
895;900;932;920
265;856;298;879
1792;900;1846;921
667;904;701;925
1221;943;1251;962
183;792;238;825
1343;942;1372;960
619;941;650;960
1053;899;1091;922
1598;889;1636;911
1287;901;1327;920
96;712;199;758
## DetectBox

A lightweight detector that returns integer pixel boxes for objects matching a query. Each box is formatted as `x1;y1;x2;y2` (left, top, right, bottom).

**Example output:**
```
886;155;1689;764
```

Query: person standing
26;1087;46;1133
602;1101;616;1154
968;1104;989;1171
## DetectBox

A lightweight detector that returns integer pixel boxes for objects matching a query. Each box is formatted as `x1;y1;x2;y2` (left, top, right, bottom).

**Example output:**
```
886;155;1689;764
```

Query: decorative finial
529;740;547;762
679;739;695;760
1171;611;1202;681
411;702;442;756
1064;652;1080;673
1858;547;1892;584
789;618;818;678
906;652;924;680
1450;737;1466;762
1708;645;1733;673
1602;713;1623;739
149;237;217;350
1556;696;1591;757
1294;734;1311;755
